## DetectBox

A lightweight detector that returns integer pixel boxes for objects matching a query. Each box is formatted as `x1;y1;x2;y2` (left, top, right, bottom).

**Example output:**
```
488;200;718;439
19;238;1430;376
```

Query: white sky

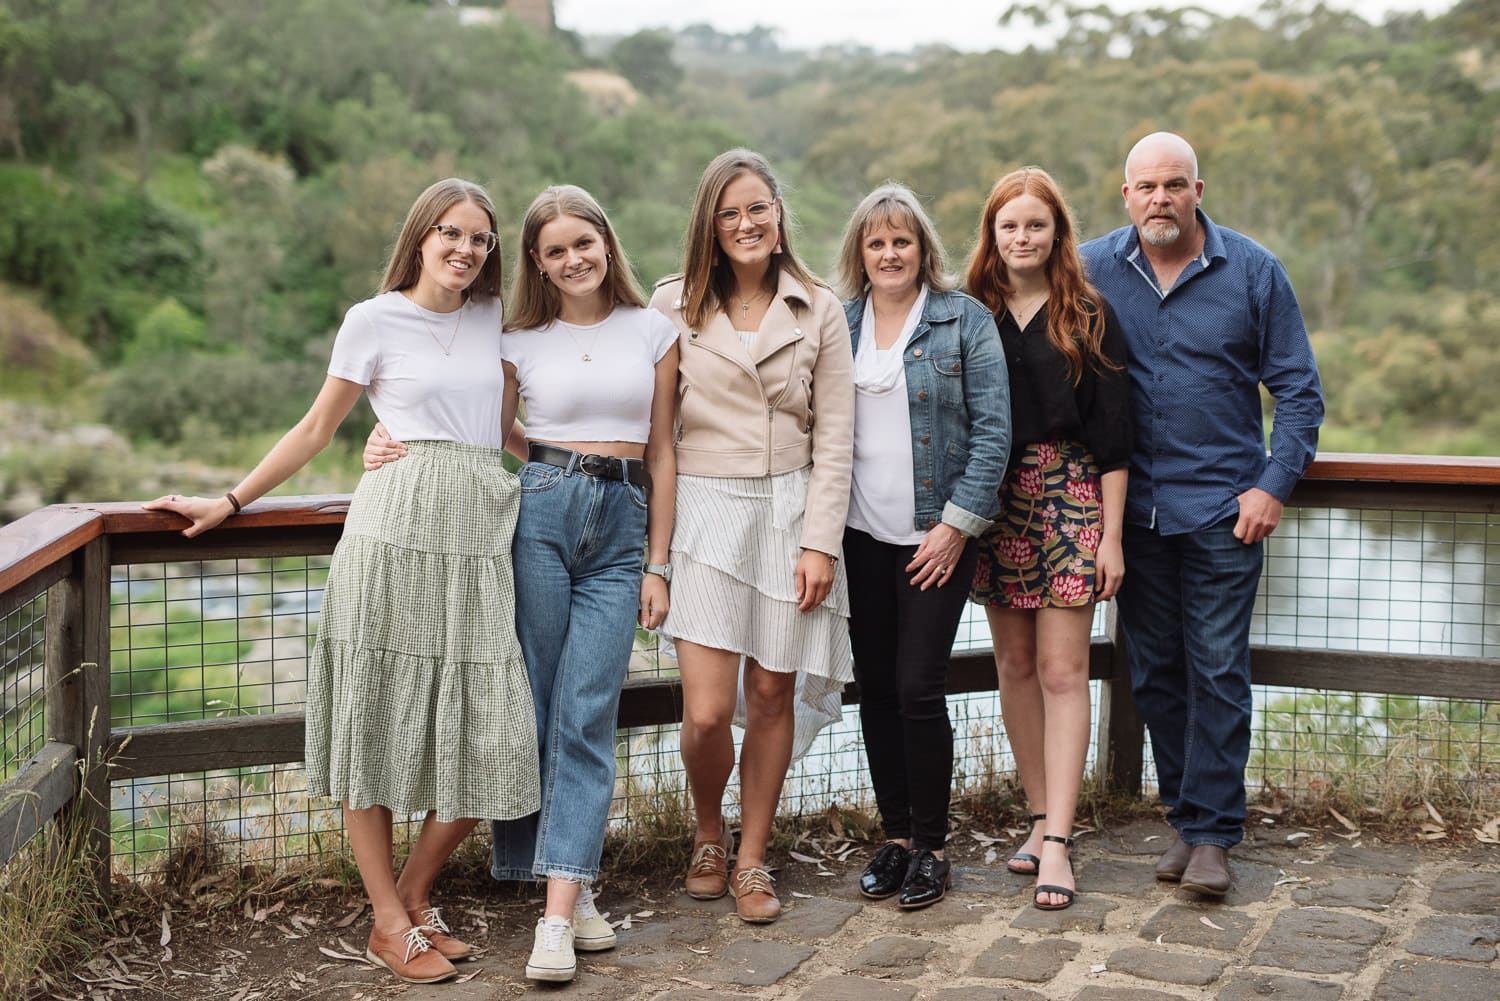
554;1;1457;53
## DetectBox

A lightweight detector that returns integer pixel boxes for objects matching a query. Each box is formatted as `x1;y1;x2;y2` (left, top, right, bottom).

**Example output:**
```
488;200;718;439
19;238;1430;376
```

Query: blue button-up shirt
1080;210;1324;535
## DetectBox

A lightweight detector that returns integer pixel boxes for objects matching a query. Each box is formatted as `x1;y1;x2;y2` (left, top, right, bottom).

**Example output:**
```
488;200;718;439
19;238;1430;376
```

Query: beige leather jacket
649;269;854;556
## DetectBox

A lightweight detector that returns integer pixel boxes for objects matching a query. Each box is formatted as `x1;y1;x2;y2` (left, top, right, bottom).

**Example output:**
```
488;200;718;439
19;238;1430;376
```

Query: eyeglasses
714;200;776;231
430;224;498;253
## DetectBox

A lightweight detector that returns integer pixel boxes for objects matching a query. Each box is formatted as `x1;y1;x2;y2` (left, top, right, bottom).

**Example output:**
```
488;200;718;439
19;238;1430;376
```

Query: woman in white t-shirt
146;178;536;986
365;185;678;983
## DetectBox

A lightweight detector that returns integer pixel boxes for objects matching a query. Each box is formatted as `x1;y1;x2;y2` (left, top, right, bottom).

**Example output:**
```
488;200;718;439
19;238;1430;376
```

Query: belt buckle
579;453;613;478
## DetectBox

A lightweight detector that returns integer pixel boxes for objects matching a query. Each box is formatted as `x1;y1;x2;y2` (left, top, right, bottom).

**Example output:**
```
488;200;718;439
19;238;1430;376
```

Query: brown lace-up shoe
1179;844;1232;897
730;866;781;923
365;925;457;984
684;826;733;899
407;906;472;961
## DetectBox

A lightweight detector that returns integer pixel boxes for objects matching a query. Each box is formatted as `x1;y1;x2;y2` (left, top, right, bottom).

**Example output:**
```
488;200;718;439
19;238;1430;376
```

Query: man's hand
1233;487;1283;544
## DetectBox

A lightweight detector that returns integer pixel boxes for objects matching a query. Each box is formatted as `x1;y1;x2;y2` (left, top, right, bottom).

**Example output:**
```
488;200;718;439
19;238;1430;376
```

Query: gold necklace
563;323;603;362
733;288;771;320
406;294;464;354
1007;291;1048;327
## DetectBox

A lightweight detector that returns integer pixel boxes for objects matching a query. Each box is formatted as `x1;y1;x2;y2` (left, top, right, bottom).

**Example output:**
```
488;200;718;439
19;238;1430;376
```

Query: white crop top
327;290;507;448
503;306;678;443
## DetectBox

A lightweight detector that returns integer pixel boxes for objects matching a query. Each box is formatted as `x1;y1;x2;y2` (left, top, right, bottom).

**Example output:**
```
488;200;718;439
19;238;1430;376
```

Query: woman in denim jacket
836;183;1011;909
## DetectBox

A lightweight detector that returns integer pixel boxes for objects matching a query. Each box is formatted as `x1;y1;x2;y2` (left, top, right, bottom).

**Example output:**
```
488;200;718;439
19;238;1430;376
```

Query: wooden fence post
43;537;112;900
1096;604;1145;796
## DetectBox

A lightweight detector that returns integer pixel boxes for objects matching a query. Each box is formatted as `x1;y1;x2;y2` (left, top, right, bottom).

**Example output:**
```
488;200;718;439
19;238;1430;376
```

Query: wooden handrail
1302;452;1500;485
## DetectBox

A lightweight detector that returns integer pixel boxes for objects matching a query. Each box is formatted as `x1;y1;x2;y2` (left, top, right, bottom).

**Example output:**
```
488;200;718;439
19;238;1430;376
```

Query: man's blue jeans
1117;516;1261;848
491;460;647;883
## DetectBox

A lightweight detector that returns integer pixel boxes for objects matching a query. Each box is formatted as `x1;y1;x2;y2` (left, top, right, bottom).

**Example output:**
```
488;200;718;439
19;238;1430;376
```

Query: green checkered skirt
304;440;540;822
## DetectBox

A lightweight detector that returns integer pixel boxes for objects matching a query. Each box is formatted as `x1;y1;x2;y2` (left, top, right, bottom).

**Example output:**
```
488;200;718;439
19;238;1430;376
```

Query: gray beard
1142;220;1182;246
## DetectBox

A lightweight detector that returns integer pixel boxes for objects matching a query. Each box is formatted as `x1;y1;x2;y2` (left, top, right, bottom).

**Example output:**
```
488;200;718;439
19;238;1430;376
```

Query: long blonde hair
505;185;646;331
379;178;502;300
678;148;821;330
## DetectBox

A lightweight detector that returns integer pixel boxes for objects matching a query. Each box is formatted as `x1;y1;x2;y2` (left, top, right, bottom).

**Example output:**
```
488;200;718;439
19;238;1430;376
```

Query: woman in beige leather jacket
648;148;854;924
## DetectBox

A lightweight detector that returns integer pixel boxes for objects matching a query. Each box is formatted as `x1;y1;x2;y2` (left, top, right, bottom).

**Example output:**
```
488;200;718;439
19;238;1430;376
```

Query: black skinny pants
845;526;977;851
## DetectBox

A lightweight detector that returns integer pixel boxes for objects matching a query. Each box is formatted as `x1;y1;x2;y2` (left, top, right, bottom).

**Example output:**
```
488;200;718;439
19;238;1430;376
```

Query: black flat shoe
859;841;911;900
897;849;950;910
1005;812;1047;875
1033;835;1076;911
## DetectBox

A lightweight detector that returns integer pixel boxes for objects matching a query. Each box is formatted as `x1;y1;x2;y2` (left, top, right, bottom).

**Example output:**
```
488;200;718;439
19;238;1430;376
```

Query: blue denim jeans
1117;516;1262;848
490;460;647;882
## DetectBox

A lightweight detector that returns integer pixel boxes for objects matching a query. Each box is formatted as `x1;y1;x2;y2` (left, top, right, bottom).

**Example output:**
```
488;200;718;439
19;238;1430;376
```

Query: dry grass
1;780;115;999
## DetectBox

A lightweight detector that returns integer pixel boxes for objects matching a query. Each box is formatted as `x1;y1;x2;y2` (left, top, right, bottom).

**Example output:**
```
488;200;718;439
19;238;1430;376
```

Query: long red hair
964;167;1117;384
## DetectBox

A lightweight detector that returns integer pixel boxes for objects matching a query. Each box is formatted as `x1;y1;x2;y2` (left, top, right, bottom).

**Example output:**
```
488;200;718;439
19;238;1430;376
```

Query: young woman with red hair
965;167;1134;910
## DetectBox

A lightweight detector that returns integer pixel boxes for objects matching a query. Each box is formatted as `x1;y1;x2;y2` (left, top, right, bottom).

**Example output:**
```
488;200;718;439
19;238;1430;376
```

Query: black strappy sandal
1032;834;1076;910
1005;813;1046;875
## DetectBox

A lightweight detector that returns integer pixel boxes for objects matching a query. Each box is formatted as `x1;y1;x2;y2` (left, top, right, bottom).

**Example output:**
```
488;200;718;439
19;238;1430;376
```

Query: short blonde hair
834;182;955;301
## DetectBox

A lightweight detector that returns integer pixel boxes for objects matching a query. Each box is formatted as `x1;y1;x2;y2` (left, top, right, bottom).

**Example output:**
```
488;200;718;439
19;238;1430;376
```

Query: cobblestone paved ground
155;820;1499;1001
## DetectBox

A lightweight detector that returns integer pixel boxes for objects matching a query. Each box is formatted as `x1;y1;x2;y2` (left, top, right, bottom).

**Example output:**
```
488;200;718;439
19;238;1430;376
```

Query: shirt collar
1119;208;1222;269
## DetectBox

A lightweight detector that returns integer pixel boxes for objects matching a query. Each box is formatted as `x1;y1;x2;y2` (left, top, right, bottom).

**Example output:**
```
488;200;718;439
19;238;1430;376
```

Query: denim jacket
843;288;1011;537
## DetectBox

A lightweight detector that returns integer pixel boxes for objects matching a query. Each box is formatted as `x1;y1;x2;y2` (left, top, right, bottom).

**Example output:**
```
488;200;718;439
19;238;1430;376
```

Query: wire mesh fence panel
1;593;47;782
1245;507;1500;807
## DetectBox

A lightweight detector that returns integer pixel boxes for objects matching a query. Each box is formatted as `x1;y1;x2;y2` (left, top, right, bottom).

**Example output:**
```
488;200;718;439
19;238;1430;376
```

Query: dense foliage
0;0;1496;516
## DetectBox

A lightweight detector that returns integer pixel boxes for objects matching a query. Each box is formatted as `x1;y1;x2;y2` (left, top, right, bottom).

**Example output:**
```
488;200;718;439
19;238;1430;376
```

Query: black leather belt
527;442;650;489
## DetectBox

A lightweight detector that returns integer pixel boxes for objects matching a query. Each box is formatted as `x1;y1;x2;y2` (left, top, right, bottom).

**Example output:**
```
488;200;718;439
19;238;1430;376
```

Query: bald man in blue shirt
1080;132;1324;897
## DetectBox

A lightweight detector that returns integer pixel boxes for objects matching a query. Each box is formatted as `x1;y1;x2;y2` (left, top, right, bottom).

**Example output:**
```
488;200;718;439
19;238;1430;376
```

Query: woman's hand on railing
363;422;406;471
142;494;235;538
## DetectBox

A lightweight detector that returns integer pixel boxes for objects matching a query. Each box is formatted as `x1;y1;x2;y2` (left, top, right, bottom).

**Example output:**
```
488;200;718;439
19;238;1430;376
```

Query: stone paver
849;935;936;978
1403;914;1500;962
1138;903;1255;949
1326;844;1420;874
896;899;993;932
1249;906;1385;973
1292;875;1404;910
1075;989;1186;1001
922;988;1048;1001
1427;870;1500;914
1077;858;1158;895
968;935;1080;981
1373;959;1500;1001
1009;894;1118;932
697;939;815;986
1216;972;1344;999
1105;945;1228;987
772;896;863;939
951;864;1029;895
798;975;918;1000
1219;860;1279;905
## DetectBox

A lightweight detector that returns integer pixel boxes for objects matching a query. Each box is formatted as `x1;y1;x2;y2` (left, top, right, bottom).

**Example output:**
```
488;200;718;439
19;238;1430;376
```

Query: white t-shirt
503;306;678;444
327;290;507;448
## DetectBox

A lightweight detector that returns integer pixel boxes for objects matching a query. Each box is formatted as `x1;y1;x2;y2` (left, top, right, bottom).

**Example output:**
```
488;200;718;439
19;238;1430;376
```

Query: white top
327;290;508;448
847;291;927;546
503;306;678;443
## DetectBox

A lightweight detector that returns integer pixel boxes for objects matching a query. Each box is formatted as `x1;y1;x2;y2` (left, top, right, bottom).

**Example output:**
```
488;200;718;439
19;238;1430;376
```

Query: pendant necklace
564;323;603;362
1008;291;1048;328
407;294;465;354
734;288;771;320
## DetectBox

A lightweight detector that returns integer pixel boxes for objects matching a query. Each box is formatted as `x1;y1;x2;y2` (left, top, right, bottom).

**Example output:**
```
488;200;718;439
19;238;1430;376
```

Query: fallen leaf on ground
826;804;845;837
791;892;813;898
332;903;365;928
1328;807;1359;832
634;910;655;918
1424;801;1445;825
317;947;366;963
1286;832;1312;843
1090;963;1108;973
789;850;823;864
160;910;172;947
1199;916;1225;930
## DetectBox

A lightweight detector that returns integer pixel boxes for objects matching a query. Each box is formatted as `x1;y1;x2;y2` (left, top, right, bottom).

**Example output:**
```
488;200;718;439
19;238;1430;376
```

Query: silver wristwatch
642;562;673;582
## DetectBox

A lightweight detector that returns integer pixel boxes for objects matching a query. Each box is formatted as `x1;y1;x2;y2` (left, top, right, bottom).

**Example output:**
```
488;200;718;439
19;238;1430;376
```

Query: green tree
611;30;683;97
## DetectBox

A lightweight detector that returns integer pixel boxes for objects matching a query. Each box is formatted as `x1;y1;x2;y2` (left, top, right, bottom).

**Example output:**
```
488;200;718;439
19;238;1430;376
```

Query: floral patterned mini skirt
970;438;1102;609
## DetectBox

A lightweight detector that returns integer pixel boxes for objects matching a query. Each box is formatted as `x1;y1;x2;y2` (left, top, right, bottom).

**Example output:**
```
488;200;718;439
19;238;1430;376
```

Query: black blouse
996;299;1135;472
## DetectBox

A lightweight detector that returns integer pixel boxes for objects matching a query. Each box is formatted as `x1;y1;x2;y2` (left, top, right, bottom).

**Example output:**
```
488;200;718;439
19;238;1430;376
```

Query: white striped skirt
662;467;853;759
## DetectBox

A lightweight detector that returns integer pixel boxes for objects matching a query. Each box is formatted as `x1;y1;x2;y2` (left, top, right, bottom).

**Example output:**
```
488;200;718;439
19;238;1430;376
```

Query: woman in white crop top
147;179;536;986
366;185;678;983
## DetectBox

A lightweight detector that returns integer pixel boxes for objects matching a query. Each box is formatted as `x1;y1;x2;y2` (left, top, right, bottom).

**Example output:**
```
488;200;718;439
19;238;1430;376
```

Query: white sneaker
525;916;575;982
572;883;617;951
